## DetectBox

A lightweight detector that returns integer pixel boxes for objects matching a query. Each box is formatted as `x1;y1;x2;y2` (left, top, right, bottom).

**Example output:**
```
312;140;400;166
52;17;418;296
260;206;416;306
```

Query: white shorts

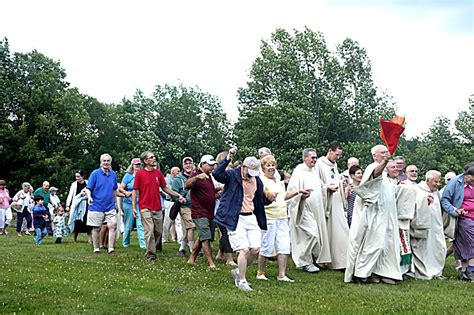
87;209;117;227
260;218;291;257
228;214;261;251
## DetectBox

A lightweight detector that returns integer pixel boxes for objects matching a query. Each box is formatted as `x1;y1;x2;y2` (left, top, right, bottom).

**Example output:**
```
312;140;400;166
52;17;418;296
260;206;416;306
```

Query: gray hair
22;182;31;189
100;153;112;162
393;155;405;162
347;157;359;167
444;171;456;181
141;150;154;162
302;148;316;161
425;170;441;180
258;147;272;157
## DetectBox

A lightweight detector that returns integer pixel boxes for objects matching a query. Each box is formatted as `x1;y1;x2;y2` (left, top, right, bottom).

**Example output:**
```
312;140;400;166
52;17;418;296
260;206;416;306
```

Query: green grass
0;229;473;314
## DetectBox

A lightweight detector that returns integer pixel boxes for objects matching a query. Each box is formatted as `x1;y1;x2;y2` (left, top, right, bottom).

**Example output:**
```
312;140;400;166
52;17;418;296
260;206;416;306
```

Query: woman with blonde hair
118;158;146;249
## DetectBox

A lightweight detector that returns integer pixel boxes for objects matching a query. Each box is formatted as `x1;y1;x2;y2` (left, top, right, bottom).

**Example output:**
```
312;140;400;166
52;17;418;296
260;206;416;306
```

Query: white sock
188;241;194;251
179;241;186;251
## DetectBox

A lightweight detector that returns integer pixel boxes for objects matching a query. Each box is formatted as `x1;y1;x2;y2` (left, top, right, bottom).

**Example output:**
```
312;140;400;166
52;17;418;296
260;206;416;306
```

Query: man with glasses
86;153;119;255
315;141;348;270
286;148;331;273
132;151;185;262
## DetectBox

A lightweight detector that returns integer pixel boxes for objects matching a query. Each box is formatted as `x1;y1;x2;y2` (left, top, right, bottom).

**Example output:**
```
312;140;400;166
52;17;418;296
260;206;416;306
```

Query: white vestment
344;162;402;282
287;163;331;267
316;156;349;269
408;181;447;279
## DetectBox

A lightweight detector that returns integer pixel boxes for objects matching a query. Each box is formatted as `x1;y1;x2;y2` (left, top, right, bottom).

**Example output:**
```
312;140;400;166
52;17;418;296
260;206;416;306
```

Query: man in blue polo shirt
86;153;118;255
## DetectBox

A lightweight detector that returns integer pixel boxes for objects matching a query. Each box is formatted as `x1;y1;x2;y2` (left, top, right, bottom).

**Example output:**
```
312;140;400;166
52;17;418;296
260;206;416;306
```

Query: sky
1;0;473;138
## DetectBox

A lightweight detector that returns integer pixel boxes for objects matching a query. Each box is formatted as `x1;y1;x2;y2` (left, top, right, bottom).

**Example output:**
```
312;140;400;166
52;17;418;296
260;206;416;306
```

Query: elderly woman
441;162;474;282
118;158;146;249
256;155;294;282
0;180;12;235
12;182;33;236
66;169;92;242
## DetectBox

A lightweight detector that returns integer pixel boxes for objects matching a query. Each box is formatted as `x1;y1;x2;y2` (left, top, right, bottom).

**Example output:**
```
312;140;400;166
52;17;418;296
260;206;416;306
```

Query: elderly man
171;157;196;256
441;162;474;282
286;148;331;273
403;165;419;184
394;156;407;182
213;147;267;292
315;141;349;270
185;154;218;269
345;145;402;284
407;170;447;280
133;151;185;262
85;154;118;255
33;181;52;209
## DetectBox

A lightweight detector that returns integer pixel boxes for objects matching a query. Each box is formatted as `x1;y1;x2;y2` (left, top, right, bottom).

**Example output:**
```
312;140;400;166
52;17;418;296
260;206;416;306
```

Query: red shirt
133;168;166;211
189;170;216;219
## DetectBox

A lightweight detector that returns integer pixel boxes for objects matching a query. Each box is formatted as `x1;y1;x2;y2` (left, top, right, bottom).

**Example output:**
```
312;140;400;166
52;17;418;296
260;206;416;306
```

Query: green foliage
235;28;396;169
0;232;472;313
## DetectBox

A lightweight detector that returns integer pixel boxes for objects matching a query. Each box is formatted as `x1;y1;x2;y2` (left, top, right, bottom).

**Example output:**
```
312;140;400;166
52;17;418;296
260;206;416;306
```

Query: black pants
218;223;233;253
16;207;32;232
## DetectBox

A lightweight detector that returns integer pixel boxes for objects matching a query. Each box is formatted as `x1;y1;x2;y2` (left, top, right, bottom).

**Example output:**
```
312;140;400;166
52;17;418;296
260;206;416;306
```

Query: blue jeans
34;227;47;245
122;202;145;249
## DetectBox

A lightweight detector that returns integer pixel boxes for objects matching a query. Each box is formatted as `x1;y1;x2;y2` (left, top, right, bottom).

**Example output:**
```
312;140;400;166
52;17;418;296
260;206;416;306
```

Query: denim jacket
441;174;464;217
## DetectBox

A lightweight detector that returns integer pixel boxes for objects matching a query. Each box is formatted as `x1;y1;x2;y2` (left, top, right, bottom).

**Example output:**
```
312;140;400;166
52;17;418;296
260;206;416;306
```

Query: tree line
1;27;472;195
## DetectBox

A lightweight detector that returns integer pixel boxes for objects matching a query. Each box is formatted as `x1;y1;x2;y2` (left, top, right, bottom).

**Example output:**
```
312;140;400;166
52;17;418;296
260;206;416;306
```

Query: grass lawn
0;229;472;314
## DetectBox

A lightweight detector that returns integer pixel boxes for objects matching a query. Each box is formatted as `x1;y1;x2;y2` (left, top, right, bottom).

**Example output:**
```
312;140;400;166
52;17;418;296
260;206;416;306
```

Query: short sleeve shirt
133;168;166;211
86;168;118;212
189;170;216;219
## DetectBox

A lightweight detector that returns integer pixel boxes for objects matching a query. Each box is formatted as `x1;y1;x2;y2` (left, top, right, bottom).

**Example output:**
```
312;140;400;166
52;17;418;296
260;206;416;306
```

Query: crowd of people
0;143;473;292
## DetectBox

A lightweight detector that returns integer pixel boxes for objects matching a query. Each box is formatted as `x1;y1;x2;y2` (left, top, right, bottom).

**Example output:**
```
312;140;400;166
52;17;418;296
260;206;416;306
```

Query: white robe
344;162;402;282
287;163;331;267
408;181;447;279
316;156;349;269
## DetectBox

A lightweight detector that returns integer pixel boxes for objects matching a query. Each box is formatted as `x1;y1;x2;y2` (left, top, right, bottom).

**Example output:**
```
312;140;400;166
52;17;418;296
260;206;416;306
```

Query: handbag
169;201;181;220
10;202;23;211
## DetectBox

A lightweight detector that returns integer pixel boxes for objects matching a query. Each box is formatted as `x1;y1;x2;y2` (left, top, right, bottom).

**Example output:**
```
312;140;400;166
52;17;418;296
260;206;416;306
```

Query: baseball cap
242;156;260;176
131;158;141;165
200;154;217;165
182;157;193;164
50;186;58;192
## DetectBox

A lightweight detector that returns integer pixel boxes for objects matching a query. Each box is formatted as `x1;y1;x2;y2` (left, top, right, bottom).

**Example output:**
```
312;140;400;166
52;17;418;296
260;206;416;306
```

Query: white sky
1;0;473;138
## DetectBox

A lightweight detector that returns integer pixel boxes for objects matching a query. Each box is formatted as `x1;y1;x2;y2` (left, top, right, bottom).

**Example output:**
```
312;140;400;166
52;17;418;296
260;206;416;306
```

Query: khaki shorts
87;209;117;227
179;207;195;229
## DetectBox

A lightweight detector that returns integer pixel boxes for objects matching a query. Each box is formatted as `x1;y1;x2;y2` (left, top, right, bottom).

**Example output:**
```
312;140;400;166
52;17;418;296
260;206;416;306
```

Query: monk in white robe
316;142;349;270
345;145;402;284
286;148;331;273
408;171;447;279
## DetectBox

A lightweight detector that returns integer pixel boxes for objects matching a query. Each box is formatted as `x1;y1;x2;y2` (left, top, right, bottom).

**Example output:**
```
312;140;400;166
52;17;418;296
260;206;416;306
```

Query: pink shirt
0;189;11;209
462;184;474;220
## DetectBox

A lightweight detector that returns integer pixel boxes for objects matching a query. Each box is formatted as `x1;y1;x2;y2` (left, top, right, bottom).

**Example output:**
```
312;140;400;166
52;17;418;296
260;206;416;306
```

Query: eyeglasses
409;170;418;173
310;156;317;160
147;156;156;160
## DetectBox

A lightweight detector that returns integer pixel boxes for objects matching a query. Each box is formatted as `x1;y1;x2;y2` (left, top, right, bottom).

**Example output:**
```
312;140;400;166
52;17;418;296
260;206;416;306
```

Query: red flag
380;115;405;154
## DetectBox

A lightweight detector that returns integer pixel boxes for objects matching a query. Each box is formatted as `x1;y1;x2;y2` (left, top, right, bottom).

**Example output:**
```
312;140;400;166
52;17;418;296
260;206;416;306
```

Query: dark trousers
218;223;233;253
16;207;32;232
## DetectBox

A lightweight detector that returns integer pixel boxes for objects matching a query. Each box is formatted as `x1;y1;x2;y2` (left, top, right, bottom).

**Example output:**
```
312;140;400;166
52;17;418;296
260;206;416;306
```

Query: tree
235;28;396;169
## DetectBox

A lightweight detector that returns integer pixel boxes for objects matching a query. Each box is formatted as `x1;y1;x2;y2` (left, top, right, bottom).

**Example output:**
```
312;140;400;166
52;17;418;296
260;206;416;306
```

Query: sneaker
277;276;295;282
301;264;320;273
380;277;397;285
237;280;253;292
17;233;22;237
24;232;31;236
2;230;8;235
108;250;116;256
256;273;269;281
231;268;240;287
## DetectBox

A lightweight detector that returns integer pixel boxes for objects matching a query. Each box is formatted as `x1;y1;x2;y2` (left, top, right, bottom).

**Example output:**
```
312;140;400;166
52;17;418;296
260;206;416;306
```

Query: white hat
200;154;217;165
242;156;260;177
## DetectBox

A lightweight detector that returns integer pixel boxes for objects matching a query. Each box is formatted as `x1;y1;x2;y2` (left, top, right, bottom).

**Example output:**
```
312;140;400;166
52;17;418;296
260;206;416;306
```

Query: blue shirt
121;172;135;204
33;205;49;229
86;167;118;212
441;174;465;217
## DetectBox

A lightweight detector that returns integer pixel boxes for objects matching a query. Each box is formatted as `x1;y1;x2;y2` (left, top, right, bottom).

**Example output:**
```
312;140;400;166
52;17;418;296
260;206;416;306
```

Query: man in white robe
286;148;331;273
345;145;402;284
408;170;447;279
316;141;349;270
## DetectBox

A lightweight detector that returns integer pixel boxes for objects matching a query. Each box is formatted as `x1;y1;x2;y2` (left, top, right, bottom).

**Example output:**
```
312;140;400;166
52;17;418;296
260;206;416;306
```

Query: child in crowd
32;195;50;245
53;204;67;244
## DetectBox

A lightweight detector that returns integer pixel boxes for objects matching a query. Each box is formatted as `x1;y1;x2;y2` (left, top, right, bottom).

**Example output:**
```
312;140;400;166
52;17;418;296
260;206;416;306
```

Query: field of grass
0;229;472;314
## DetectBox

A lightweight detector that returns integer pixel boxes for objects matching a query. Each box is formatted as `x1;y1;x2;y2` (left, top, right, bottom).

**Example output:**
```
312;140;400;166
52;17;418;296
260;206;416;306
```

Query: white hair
444;171;456;181
347;157;359;167
425;170;441;180
100;153;112;162
258;147;272;156
370;145;386;156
